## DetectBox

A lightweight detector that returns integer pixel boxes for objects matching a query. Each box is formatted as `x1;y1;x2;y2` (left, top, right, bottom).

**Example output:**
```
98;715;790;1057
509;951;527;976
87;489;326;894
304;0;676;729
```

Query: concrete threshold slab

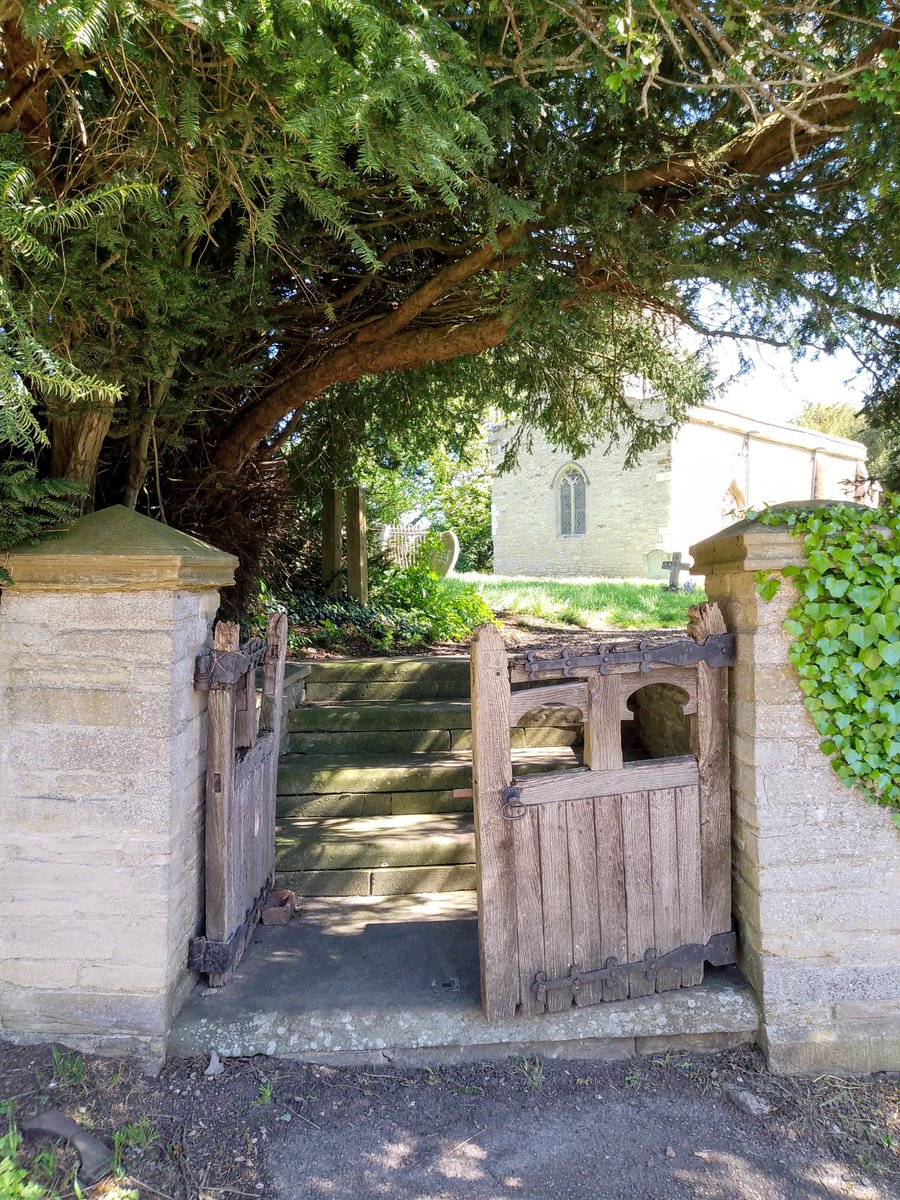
170;894;759;1065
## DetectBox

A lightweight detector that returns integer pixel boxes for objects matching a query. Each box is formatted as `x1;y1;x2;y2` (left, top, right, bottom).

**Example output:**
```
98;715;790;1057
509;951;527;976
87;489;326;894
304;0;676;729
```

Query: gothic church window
559;466;587;536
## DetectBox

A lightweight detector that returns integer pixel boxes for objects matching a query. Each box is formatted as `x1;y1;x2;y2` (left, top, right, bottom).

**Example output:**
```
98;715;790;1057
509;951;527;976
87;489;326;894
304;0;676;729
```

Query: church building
490;404;872;579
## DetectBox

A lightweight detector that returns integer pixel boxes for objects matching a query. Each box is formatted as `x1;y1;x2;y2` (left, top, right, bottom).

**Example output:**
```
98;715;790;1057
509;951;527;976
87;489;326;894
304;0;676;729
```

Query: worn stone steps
276;746;579;801
276;656;580;896
284;702;580;755
303;656;470;703
276;813;476;899
287;699;473;733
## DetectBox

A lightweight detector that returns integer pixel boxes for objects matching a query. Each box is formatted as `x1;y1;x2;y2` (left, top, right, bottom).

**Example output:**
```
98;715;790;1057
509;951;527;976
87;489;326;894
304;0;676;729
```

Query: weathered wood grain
538;800;574;1014
676;784;704;987
471;623;519;1019
648;788;681;991
200;612;288;985
234;664;257;751
595;795;629;1001
205;621;239;945
345;486;369;604
621;790;656;999
567;795;603;1006
517;756;698;807
689;603;732;941
508;681;588;725
584;675;623;771
511;806;546;1015
322;487;343;597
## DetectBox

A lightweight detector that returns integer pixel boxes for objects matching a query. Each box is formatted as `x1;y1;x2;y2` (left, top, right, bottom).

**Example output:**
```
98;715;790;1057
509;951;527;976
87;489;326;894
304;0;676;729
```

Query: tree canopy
3;1;900;563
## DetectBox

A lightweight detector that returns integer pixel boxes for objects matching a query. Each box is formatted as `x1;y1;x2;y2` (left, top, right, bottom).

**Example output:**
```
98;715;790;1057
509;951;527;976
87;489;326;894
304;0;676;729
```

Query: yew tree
3;0;900;552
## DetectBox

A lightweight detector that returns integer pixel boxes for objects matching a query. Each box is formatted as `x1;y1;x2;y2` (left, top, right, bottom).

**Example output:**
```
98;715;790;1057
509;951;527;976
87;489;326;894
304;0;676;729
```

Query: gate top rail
517;632;733;681
194;637;268;690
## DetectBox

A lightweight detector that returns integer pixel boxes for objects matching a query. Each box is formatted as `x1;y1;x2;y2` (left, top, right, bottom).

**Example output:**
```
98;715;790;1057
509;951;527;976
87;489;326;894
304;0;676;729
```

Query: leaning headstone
430;530;460;576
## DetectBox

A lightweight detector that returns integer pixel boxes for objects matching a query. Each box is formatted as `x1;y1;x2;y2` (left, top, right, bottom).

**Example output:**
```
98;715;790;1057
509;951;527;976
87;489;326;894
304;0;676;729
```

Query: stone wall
490;406;869;579
0;507;236;1061
692;516;900;1073
491;426;670;577
631;683;693;760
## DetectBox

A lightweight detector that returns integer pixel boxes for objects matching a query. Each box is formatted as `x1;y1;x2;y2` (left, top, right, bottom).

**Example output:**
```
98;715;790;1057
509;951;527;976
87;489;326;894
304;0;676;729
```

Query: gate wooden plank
595;796;628;1001
517;756;698;806
508;682;588;725
471;624;519;1019
621;790;656;999
538;801;573;1013
648;788;681;991
234;666;257;751
689;603;731;941
676;783;704;987
577;674;620;1004
205;621;239;945
512;807;546;1015
567;797;603;1007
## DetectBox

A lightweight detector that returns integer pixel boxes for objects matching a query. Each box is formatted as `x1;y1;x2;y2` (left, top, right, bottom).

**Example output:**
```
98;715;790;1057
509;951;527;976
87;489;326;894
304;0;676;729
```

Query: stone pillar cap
3;505;239;592
691;500;869;574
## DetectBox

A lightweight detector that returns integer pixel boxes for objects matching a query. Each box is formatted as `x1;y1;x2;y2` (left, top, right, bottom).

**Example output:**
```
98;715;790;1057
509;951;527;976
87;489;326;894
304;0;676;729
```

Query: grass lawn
445;572;706;630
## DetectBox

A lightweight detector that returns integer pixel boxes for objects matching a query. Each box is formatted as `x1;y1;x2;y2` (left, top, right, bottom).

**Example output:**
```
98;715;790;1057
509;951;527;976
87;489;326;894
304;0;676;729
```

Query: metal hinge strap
523;634;734;680
532;931;737;1002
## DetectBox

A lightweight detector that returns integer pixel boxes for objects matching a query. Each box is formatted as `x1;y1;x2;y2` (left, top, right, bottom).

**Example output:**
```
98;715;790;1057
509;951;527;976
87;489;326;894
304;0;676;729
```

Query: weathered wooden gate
189;612;288;985
471;603;735;1019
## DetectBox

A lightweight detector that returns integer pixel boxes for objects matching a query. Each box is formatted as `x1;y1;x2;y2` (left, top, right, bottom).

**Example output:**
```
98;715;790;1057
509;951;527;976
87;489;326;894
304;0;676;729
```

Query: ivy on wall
752;500;900;830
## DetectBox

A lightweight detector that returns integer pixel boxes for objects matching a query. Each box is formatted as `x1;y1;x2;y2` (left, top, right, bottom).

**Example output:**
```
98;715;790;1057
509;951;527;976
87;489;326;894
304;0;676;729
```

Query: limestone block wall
692;519;900;1073
0;506;236;1060
631;683;693;760
491;427;670;577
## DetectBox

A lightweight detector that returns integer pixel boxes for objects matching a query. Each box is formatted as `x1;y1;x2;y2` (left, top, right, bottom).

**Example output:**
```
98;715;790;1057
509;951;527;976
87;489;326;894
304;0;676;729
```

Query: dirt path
2;1042;896;1199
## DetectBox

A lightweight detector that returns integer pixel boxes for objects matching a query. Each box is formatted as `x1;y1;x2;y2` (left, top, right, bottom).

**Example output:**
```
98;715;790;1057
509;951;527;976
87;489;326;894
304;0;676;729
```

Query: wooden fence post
322;487;342;598
346;485;368;604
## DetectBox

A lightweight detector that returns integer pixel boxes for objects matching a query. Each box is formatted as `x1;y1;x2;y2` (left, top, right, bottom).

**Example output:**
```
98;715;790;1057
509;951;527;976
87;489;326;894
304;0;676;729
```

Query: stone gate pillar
691;511;900;1073
0;506;237;1060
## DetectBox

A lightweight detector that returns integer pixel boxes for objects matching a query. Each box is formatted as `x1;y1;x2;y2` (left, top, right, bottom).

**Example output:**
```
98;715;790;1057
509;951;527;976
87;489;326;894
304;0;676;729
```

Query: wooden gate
189;612;288;985
471;604;734;1019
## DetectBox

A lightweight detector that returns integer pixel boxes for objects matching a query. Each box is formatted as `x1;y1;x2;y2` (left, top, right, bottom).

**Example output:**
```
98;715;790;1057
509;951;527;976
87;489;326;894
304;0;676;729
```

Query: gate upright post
470;623;519;1018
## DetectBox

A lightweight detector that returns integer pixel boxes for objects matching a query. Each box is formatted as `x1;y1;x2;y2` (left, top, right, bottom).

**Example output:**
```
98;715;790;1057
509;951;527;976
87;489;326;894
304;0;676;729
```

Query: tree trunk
50;409;114;507
211;312;514;474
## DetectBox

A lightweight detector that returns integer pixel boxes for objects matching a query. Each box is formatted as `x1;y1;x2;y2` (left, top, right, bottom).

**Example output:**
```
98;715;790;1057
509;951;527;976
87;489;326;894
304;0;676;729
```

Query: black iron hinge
532;930;737;1003
523;634;734;680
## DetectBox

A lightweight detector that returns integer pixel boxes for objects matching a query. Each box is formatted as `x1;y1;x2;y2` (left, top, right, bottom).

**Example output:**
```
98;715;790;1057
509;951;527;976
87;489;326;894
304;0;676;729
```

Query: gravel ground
2;1041;897;1200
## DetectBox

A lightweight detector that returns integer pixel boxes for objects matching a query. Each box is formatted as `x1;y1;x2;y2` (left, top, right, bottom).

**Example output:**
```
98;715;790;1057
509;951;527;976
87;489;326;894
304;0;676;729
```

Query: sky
712;343;868;426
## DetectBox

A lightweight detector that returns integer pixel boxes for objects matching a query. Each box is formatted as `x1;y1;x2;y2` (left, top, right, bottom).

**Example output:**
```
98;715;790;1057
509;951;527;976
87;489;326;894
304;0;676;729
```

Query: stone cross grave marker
662;551;692;591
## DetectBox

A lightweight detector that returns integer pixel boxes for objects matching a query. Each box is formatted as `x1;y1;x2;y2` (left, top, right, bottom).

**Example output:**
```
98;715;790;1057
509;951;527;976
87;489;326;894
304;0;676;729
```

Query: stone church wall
491;428;671;577
491;408;869;579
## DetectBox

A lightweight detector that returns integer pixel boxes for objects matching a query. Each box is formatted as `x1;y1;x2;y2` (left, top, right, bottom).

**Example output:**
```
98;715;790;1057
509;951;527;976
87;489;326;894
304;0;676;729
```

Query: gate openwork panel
471;604;734;1020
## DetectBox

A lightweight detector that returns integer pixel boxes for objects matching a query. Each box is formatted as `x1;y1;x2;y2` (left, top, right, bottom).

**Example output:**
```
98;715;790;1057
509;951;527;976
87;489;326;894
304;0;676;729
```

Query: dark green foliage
5;0;900;586
0;461;85;584
264;567;493;654
753;501;900;828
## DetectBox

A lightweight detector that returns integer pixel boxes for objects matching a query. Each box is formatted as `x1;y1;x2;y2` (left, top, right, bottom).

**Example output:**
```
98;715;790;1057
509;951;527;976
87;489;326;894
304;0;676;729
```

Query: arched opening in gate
622;681;694;761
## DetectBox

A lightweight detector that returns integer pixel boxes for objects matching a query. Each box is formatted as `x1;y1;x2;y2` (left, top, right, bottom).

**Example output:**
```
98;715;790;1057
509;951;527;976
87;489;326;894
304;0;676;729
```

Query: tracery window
559;466;587;536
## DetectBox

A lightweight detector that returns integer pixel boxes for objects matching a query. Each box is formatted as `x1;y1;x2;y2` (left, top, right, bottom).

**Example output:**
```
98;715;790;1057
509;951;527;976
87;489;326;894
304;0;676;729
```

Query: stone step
305;679;469;702
287;700;473;733
276;746;581;798
276;813;477;896
284;724;580;755
304;656;469;683
284;700;582;755
277;789;471;819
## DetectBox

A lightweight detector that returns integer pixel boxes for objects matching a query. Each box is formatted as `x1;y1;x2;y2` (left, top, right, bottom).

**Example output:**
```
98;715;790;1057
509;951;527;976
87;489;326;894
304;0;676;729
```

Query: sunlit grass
444;573;705;630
